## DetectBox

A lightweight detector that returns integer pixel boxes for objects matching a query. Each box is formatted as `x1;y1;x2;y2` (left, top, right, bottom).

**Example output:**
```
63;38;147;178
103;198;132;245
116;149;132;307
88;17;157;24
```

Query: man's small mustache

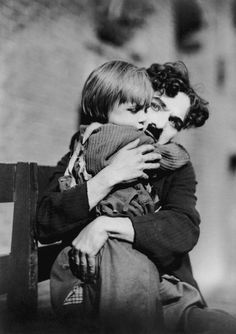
145;123;163;141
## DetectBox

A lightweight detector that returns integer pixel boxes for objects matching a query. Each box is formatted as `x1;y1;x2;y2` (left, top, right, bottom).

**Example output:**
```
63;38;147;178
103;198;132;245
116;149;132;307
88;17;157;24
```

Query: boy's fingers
129;200;144;215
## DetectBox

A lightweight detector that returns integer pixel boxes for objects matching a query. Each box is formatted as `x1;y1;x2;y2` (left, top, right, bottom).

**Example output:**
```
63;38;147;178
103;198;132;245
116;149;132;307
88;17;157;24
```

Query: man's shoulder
152;160;195;187
166;160;195;179
151;160;196;203
163;160;197;190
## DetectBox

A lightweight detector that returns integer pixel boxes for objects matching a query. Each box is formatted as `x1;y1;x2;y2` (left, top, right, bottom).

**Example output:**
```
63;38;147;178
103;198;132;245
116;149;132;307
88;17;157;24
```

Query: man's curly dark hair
146;61;209;129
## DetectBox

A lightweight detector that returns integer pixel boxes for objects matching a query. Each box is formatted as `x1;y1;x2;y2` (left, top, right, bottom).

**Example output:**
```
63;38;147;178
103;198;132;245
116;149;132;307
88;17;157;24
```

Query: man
38;61;236;333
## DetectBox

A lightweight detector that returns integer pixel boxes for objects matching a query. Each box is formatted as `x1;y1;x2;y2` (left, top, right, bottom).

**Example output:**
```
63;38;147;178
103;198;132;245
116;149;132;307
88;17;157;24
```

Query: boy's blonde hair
80;60;153;125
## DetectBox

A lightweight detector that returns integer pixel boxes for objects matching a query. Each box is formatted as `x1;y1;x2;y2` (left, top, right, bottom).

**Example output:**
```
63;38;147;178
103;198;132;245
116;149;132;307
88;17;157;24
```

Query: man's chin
157;137;166;145
158;135;174;145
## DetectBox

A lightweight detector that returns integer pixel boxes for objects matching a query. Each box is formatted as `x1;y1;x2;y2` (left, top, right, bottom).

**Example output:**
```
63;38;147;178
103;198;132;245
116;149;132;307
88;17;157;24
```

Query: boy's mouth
145;123;163;140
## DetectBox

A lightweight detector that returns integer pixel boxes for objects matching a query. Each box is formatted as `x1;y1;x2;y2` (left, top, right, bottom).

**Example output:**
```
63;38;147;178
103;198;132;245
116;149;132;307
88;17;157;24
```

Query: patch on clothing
63;283;84;305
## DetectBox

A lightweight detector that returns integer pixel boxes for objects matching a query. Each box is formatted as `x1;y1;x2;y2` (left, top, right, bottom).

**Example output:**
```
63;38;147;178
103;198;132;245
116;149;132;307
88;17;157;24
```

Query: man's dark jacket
37;132;202;290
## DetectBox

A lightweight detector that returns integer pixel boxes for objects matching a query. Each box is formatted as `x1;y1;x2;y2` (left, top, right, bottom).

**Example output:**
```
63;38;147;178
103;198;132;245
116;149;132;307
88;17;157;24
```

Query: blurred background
0;0;236;314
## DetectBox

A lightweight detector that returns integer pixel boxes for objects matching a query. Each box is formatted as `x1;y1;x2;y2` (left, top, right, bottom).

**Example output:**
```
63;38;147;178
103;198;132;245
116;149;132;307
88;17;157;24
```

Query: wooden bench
0;162;63;317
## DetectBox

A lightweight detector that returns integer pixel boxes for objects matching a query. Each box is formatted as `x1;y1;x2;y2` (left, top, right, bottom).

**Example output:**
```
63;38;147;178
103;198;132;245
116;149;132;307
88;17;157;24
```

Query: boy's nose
138;109;147;123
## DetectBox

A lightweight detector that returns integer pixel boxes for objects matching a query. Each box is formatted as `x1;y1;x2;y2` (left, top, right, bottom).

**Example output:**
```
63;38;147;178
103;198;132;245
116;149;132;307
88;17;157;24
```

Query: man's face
146;92;190;144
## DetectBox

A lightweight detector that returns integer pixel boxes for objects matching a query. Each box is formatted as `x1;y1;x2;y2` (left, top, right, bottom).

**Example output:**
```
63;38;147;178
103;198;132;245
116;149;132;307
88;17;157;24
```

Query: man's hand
86;139;161;211
107;139;161;185
71;217;109;282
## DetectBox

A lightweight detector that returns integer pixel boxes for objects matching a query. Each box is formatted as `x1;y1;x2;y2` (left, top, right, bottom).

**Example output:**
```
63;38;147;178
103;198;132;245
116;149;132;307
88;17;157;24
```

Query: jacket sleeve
36;150;91;244
131;161;200;269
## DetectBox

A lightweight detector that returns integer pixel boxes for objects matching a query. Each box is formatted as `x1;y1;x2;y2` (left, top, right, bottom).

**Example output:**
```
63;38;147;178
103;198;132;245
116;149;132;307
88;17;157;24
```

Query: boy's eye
127;107;138;114
127;104;144;113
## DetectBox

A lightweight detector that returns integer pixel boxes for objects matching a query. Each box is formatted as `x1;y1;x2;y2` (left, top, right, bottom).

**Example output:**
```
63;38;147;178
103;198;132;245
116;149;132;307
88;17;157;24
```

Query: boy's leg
99;238;164;334
51;241;165;334
50;246;100;332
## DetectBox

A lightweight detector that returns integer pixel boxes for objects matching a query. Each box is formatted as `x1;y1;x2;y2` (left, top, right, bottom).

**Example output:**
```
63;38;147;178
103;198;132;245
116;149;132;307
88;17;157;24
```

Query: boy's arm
154;141;190;171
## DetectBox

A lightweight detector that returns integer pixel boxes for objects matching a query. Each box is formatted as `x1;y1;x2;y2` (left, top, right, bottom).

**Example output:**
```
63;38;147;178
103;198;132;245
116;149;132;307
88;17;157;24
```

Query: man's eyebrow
169;116;184;131
169;115;184;124
152;97;167;109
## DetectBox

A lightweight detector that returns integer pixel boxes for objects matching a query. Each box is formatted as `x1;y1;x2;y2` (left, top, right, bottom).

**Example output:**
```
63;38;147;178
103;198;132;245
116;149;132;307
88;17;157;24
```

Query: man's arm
88;161;199;266
36;151;123;244
36;151;92;244
71;161;200;278
37;135;161;244
130;161;200;269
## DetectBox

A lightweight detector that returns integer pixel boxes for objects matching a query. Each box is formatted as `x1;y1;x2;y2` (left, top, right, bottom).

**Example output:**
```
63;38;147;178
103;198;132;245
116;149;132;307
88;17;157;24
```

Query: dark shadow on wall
95;0;155;47
173;0;205;53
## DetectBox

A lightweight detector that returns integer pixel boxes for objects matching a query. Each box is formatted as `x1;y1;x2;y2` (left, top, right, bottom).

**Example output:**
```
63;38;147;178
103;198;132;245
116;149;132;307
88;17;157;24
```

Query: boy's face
146;92;190;144
108;101;147;130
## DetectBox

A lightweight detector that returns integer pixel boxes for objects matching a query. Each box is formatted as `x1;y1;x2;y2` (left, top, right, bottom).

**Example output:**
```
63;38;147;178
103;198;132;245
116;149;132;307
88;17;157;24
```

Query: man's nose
156;113;170;129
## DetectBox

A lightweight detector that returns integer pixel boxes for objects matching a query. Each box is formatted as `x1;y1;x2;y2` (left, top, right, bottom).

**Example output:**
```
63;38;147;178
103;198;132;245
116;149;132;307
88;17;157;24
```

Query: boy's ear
82;122;102;144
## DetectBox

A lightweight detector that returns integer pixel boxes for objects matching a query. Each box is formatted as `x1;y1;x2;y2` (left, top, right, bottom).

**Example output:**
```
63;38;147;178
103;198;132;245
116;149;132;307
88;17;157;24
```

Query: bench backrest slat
0;163;15;202
0;162;62;316
7;162;38;314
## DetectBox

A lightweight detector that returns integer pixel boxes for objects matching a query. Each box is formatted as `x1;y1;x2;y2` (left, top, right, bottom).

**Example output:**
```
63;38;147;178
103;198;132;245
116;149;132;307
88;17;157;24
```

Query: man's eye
169;117;184;131
151;102;162;112
169;119;176;128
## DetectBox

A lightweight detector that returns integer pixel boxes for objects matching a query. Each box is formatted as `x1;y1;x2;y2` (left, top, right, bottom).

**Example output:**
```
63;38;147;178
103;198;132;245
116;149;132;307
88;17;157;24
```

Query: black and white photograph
0;0;236;333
